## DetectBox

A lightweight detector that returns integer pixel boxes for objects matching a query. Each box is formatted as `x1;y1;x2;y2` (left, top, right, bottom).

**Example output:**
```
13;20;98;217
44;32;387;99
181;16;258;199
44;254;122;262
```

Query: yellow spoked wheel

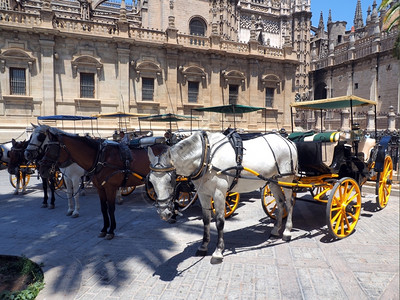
9;172;31;190
121;186;136;196
261;186;296;219
53;170;64;190
326;177;361;239
145;180;156;201
176;190;198;208
376;155;393;210
211;192;240;218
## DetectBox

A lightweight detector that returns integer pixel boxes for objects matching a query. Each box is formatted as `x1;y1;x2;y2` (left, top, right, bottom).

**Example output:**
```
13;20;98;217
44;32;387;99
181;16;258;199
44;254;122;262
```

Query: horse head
25;124;50;161
8;139;28;175
37;131;61;179
148;147;176;221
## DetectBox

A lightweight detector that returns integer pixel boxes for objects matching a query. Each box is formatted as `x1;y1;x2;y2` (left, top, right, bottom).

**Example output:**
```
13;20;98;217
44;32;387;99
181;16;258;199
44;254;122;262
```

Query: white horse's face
148;148;176;221
25;125;49;161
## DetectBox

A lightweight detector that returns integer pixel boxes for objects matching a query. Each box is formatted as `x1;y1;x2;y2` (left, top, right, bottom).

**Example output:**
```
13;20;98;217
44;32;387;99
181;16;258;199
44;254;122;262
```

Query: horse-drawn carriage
260;95;396;239
147;96;397;261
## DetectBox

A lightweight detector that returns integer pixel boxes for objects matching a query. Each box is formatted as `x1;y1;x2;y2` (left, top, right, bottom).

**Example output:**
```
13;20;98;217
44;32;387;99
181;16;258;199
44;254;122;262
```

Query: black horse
8;139;57;208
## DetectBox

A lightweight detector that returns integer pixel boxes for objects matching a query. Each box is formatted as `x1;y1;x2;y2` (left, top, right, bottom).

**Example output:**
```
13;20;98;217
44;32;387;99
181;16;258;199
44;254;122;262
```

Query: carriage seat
129;136;165;148
295;141;332;175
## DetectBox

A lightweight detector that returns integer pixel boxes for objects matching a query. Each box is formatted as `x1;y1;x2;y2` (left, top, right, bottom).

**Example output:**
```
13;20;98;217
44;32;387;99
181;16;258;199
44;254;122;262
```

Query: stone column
117;45;130;114
39;37;55;116
388;106;396;131
366;106;375;131
341;109;350;131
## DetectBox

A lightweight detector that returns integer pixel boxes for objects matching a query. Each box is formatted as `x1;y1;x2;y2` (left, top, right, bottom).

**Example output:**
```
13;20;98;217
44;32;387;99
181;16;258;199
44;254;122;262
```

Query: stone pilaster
39;37;55;116
117;45;130;113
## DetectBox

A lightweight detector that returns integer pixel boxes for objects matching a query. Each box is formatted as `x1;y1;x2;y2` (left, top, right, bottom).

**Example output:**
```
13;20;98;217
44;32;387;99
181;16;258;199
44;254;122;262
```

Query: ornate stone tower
291;0;312;101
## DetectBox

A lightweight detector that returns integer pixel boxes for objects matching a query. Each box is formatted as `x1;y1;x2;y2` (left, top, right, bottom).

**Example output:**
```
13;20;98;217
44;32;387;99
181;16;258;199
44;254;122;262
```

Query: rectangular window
188;81;199;103
10;67;26;95
142;77;154;101
80;73;95;98
265;88;274;107
229;84;238;105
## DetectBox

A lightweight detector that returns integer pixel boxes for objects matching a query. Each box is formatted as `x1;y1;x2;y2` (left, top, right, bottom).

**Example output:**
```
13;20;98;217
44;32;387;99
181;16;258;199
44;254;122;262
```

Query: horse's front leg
96;188;109;238
48;178;56;209
71;176;81;218
211;190;226;261
196;193;212;256
41;178;48;208
21;171;27;194
14;172;20;195
104;187;117;240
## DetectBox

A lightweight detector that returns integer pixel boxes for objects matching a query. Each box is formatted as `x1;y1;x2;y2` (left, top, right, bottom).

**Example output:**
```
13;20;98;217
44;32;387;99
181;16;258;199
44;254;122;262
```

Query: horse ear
147;147;156;164
31;123;38;128
11;138;16;146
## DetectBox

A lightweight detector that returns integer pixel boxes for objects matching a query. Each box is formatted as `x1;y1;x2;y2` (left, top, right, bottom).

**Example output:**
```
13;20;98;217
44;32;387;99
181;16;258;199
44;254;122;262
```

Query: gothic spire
328;9;332;24
318;11;324;30
353;0;364;30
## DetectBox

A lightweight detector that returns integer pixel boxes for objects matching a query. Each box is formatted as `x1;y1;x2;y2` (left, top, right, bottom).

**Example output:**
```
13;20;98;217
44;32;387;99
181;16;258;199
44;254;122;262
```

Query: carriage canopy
290;95;377;110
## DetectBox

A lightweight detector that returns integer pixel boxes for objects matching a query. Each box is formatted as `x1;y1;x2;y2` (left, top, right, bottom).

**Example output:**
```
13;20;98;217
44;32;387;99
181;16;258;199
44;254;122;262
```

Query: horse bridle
149;131;210;210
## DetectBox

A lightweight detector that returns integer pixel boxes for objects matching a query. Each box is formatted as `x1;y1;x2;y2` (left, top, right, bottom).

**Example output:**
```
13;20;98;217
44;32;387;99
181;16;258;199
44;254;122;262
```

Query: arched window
190;18;206;36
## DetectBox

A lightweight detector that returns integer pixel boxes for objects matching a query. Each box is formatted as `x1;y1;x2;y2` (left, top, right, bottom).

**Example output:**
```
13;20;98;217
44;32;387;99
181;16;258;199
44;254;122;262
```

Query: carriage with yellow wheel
261;95;397;239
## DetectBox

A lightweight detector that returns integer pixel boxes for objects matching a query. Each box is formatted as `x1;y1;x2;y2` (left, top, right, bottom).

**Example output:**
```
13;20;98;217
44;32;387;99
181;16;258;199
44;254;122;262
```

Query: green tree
379;0;400;58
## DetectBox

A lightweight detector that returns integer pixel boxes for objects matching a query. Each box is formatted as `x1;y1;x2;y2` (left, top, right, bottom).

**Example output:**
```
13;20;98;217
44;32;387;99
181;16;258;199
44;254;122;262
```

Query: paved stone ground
0;169;398;300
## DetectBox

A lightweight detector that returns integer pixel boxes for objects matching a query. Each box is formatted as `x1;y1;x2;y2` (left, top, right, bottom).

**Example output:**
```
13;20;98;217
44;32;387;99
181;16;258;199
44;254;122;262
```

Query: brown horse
34;126;168;240
8;139;57;207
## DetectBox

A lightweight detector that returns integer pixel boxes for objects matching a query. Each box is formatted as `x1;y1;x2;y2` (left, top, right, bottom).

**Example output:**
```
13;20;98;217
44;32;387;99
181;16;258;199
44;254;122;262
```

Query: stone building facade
303;0;400;132
0;0;313;140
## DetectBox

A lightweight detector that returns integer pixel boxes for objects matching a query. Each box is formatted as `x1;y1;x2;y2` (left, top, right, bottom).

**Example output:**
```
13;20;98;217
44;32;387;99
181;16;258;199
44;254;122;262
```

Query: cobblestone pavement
0;169;398;300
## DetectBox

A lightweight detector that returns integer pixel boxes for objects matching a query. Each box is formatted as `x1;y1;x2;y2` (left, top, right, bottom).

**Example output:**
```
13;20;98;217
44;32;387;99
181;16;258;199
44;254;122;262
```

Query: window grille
229;85;238;105
188;81;199;103
265;88;274;107
142;77;154;101
10;68;26;95
190;19;205;36
80;73;95;98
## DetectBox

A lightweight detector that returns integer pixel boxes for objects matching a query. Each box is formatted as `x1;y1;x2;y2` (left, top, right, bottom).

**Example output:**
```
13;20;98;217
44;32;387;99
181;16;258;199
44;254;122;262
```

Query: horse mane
170;131;202;162
48;126;100;149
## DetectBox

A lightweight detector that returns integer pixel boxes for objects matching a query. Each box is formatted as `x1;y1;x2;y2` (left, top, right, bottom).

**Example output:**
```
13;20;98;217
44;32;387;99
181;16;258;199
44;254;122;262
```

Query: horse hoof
282;234;292;242
72;213;79;218
48;205;55;209
105;234;114;240
98;232;107;238
41;204;48;208
66;211;73;216
210;256;223;265
195;249;207;256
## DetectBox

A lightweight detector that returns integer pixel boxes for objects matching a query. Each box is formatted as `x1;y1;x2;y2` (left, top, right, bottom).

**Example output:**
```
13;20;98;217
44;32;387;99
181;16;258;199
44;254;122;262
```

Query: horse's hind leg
282;185;294;242
65;177;74;216
71;176;81;218
41;179;48;208
269;183;285;238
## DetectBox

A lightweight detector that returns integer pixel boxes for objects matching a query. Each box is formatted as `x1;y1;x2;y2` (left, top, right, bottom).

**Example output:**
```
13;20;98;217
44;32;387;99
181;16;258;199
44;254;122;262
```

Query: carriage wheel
9;172;31;190
261;186;296;219
211;192;240;218
121;186;136;196
176;190;198;208
145;180;156;201
53;170;64;190
326;177;361;239
375;155;393;210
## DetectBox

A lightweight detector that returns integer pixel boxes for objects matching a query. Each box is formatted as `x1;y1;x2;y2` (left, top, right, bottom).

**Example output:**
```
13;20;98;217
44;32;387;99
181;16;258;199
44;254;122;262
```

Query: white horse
148;130;298;262
25;124;86;218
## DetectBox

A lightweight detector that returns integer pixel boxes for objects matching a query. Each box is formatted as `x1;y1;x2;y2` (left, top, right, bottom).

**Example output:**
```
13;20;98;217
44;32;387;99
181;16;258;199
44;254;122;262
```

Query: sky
311;0;374;30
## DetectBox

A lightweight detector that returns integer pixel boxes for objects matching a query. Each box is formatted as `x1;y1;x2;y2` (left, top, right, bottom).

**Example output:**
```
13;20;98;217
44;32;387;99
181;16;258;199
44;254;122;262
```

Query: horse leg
269;183;285;237
21;171;27;194
104;187;117;240
282;185;294;242
97;188;109;238
71;176;81;218
196;193;212;256
210;190;226;261
48;178;56;209
41;179;48;208
65;177;74;216
14;171;20;195
116;188;123;205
